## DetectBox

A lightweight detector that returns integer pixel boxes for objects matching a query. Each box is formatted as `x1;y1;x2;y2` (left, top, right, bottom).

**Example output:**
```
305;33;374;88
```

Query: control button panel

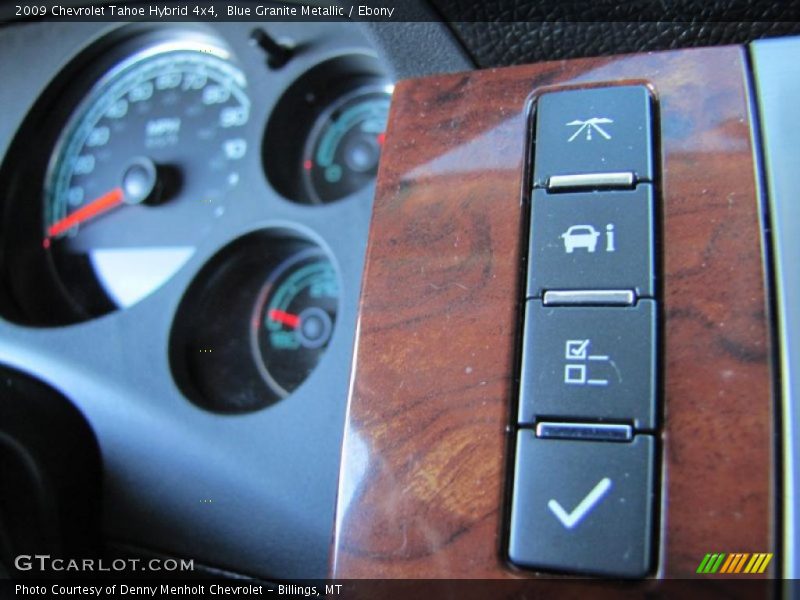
532;85;654;188
508;433;655;578
518;301;657;429
508;84;659;579
527;186;655;298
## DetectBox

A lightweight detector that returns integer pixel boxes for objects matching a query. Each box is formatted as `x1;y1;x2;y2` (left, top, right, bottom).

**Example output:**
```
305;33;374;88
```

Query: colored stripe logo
696;553;773;574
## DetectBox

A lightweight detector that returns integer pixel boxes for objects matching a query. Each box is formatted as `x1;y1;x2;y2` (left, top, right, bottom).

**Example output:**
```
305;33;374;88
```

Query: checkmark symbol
565;339;590;360
547;477;612;529
569;341;589;357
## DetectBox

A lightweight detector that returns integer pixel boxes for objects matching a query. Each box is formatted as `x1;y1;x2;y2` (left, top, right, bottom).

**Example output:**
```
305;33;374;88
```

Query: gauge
301;86;390;204
169;232;339;412
43;39;250;314
251;248;338;397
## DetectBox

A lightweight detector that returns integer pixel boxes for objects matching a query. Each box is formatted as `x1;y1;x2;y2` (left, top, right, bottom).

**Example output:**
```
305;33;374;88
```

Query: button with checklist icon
518;301;657;430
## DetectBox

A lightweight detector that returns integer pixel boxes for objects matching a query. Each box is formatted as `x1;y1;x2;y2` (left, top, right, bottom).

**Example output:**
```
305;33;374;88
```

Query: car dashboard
0;2;799;596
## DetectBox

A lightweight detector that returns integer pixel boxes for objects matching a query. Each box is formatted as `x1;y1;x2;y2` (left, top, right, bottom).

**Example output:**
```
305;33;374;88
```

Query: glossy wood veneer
332;46;774;580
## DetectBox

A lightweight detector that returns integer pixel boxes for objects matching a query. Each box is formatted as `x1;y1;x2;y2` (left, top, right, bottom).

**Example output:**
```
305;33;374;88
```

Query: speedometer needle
268;309;300;329
46;187;124;240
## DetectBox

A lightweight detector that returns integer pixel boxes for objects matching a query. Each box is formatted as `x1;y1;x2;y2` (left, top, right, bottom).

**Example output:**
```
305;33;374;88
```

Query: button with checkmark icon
508;432;654;577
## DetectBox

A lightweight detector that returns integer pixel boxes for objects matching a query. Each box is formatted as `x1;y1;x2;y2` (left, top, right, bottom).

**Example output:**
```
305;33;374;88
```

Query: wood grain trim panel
331;46;774;579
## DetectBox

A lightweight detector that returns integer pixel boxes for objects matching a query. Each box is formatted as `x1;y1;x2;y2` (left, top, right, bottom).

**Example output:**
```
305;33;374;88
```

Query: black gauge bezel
261;52;391;205
168;228;341;414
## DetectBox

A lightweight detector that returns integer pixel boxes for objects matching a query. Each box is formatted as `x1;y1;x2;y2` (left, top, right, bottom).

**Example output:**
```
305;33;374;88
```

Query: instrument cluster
0;23;390;410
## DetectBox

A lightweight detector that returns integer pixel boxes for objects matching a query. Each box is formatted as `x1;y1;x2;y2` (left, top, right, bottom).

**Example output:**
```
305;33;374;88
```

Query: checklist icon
563;339;610;386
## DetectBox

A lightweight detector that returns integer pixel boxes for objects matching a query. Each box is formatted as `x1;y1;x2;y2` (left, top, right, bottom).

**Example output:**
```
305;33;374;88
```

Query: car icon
561;225;600;253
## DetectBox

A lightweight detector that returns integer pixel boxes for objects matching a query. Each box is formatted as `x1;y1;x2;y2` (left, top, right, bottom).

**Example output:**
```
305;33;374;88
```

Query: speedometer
43;39;250;314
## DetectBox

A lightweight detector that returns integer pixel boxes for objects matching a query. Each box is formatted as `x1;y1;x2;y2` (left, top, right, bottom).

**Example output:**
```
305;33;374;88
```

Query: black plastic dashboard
0;18;451;579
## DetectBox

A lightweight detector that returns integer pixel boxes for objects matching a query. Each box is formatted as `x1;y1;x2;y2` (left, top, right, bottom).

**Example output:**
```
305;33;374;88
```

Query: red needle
46;187;124;240
268;309;301;329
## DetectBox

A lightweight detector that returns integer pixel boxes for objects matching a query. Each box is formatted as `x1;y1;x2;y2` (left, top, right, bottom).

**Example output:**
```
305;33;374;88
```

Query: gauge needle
268;309;301;329
46;187;124;240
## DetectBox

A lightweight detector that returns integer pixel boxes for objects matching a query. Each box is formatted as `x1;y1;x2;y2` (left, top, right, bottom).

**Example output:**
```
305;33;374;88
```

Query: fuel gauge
170;232;339;413
251;248;338;397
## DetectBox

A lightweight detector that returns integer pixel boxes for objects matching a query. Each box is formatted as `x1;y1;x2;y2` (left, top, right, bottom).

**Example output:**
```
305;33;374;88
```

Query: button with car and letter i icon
518;301;657;429
527;185;655;298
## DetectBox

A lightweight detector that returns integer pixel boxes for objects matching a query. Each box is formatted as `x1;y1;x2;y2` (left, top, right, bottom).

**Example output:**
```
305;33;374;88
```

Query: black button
533;85;654;187
527;185;655;298
508;432;654;578
518;301;657;429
